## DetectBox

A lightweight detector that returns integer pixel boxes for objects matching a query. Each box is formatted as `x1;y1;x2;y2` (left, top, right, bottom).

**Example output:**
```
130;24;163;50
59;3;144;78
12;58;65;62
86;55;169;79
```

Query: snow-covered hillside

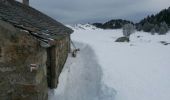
49;24;170;100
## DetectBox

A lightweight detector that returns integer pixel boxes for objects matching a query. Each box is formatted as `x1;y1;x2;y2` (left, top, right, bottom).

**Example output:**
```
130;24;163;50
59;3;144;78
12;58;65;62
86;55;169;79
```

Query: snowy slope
50;24;170;100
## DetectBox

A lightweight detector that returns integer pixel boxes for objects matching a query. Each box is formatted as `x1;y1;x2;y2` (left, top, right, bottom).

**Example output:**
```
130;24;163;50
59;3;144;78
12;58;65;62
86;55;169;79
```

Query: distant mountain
67;24;98;30
93;19;134;29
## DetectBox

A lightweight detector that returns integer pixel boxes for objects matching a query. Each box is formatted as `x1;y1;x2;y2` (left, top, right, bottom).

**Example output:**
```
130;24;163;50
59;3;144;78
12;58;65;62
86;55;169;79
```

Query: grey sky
17;0;170;24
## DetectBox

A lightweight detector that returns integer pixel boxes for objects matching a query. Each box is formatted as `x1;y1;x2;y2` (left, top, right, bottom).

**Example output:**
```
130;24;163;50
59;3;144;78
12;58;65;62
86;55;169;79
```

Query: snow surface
49;24;170;100
49;43;116;100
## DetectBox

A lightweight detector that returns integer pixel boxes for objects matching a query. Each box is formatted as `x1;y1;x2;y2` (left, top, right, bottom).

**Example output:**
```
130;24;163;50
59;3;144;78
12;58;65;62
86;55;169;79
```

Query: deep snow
49;43;116;100
49;24;170;100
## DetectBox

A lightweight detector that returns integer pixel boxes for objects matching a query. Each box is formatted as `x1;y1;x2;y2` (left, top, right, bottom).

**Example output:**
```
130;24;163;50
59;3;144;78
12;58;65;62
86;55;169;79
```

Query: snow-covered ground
49;43;116;100
49;24;170;100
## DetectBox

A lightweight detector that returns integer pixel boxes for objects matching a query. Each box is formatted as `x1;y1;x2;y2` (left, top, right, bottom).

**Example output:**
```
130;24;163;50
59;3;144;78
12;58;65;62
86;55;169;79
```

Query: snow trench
48;42;117;100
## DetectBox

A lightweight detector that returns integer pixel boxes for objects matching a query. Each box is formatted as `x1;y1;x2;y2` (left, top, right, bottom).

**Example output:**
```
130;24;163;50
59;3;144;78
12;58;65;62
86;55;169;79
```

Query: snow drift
49;42;116;100
49;24;170;100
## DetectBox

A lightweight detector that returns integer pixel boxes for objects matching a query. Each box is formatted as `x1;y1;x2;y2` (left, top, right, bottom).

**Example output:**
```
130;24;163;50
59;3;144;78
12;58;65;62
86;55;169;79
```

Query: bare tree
158;22;169;35
123;23;135;37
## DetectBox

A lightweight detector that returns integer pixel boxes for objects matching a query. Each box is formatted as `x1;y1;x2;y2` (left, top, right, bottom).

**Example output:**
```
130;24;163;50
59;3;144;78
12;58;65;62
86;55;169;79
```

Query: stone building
0;0;73;100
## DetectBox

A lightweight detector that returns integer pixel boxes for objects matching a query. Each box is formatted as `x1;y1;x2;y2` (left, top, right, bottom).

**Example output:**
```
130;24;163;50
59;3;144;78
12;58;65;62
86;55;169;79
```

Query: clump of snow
49;24;170;100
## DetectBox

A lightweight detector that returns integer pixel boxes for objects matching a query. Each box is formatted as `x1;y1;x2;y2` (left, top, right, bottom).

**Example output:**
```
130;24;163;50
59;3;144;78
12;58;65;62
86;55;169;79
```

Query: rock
160;41;170;45
115;37;130;42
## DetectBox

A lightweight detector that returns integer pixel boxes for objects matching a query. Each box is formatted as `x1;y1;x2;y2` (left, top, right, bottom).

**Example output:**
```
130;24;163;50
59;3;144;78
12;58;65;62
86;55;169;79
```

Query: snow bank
49;43;116;100
49;24;170;100
71;25;170;100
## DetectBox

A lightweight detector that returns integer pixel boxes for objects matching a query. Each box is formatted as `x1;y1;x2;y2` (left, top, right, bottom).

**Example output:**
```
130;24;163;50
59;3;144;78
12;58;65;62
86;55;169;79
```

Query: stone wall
0;20;71;99
0;20;48;100
56;36;70;86
47;35;70;88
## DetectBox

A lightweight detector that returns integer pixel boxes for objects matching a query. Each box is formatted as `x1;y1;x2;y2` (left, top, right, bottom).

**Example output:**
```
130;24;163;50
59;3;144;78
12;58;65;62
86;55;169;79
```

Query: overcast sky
17;0;170;24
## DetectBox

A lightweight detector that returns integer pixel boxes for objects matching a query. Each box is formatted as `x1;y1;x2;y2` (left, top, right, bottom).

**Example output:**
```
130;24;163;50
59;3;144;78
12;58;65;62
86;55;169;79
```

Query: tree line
93;7;170;35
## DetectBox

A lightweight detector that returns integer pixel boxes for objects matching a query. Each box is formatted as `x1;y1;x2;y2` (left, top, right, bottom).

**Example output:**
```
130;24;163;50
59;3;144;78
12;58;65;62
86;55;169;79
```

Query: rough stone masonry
0;0;73;99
